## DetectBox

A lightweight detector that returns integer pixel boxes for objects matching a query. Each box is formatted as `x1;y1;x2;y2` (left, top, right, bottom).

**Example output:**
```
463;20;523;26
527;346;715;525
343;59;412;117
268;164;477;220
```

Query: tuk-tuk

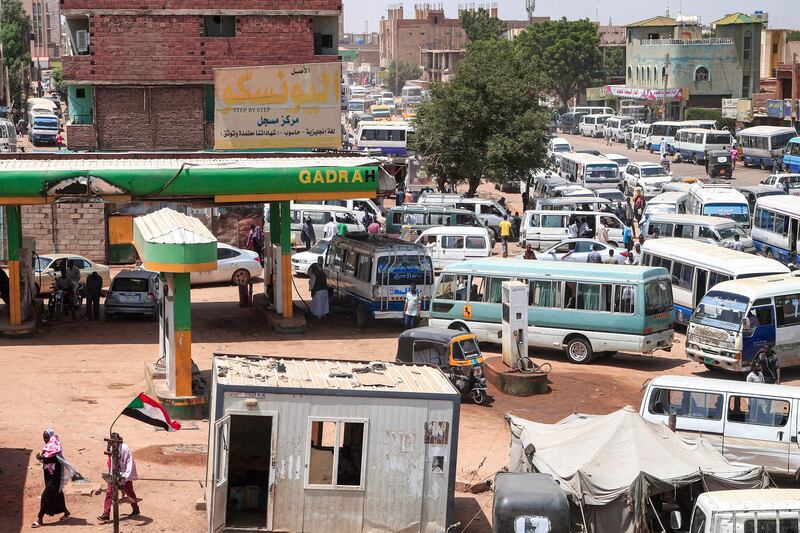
395;327;489;404
492;473;570;533
706;150;733;179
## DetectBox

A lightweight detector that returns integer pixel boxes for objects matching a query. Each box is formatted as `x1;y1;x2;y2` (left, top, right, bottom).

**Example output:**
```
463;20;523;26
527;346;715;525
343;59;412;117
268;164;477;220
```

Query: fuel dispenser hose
513;329;552;374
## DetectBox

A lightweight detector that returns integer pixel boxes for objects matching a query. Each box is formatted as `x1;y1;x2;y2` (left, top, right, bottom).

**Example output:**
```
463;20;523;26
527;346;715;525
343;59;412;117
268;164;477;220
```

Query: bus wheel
449;322;470;333
355;306;373;328
565;336;594;364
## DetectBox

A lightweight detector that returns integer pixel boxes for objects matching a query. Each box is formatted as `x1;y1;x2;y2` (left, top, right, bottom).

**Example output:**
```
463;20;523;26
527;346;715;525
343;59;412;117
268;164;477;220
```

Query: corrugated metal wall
216;392;455;533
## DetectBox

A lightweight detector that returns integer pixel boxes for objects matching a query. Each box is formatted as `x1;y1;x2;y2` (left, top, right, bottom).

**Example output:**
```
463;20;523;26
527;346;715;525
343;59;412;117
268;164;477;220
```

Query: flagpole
107;405;126;533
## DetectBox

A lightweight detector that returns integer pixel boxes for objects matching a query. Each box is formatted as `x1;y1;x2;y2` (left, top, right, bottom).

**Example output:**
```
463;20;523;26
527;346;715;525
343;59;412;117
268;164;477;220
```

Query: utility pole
793;53;798;130
663;53;670;120
0;43;11;119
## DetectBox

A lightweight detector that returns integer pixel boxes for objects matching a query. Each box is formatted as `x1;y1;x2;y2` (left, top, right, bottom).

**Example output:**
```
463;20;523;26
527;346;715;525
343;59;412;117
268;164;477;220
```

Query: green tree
515;18;605;111
51;65;65;99
459;7;507;41
413;39;550;196
0;0;31;116
604;47;625;80
386;60;422;96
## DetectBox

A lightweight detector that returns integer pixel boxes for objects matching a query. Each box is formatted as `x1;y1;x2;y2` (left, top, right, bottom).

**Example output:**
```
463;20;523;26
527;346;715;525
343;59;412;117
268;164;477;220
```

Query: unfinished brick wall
22;204;107;262
94;86;205;151
65;124;98;151
62;1;340;10
64;14;338;84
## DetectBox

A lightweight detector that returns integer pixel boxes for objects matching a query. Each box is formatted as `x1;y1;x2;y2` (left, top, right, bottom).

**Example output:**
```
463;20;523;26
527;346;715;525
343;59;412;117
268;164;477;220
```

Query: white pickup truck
671;489;800;533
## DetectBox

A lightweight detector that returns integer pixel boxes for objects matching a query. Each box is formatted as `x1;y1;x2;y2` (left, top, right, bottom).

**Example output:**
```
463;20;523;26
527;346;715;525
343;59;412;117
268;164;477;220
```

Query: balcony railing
640;38;733;46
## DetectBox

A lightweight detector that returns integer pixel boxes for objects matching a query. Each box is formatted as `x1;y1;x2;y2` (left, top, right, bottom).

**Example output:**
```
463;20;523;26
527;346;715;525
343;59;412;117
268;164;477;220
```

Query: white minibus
354;121;409;157
520;210;625;249
751;195;800;266
533;196;612;212
687;273;800;373
627;123;649;149
738;126;798;169
401;85;423;107
640;238;789;325
669;128;733;163
641;375;800;476
264;204;363;243
640;214;754;252
294;198;385;224
578;114;614;138
686;184;750;228
559;153;620;190
604;116;635;142
0;118;18;153
675;489;800;533
415;226;492;269
646;121;683;152
684;119;719;130
570;106;615;115
641;191;687;218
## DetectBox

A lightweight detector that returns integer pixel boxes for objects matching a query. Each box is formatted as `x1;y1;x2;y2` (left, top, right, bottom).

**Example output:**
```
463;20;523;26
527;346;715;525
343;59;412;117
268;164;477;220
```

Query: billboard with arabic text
214;63;342;150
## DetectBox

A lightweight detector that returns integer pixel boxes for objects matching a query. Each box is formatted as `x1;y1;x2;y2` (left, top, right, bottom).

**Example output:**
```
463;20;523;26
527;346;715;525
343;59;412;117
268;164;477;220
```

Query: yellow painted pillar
6;206;22;325
279;201;293;318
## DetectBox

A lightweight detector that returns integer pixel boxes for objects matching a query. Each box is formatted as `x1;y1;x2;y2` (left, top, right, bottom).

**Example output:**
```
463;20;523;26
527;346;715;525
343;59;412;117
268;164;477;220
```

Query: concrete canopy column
167;272;193;397
5;206;22;325
279;201;293;318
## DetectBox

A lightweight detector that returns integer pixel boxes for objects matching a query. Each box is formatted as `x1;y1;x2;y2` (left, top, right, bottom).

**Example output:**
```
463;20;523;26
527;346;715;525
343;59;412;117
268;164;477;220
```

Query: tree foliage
459;8;507;42
0;0;31;115
413;40;550;196
51;65;65;99
386;60;422;96
604;48;625;79
515;18;605;111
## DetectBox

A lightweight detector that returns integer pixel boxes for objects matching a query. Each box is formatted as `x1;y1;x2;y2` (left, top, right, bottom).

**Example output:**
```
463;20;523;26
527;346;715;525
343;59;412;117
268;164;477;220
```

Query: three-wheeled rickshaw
706;150;733;179
395;327;489;404
492;472;570;533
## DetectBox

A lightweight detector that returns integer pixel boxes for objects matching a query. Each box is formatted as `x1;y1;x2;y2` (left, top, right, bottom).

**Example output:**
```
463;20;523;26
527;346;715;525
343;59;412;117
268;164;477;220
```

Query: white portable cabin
206;354;460;533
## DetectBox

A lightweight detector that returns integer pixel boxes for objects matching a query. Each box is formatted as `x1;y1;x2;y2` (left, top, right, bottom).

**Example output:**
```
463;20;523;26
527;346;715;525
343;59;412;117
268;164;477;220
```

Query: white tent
507;406;767;533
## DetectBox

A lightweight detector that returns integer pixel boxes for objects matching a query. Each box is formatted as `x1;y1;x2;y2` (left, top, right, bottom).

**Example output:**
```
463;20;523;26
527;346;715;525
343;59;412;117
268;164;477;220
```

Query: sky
343;0;800;32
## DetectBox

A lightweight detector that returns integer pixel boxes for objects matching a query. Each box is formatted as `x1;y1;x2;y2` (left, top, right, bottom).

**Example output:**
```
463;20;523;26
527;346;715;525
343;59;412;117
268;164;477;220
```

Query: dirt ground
0;134;790;532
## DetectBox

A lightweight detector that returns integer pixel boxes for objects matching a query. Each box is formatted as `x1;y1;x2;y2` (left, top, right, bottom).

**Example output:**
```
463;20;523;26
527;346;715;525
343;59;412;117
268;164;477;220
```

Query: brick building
31;1;342;262
61;0;342;151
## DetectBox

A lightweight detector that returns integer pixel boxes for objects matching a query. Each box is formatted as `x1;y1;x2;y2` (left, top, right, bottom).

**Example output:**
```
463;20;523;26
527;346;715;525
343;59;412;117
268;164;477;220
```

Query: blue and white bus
429;259;674;364
324;234;434;328
784;137;800;173
750;195;800;265
669;128;732;163
646;121;683;152
687;274;800;372
354;121;409;157
641;238;789;325
737;126;797;170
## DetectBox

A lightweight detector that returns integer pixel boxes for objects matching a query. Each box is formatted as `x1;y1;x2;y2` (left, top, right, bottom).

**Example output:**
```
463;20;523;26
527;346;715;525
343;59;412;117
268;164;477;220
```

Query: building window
204;15;236;37
742;75;751;98
772;42;779;54
76;88;86;98
646;67;651;84
743;30;752;61
306;419;367;489
628;30;632;44
313;15;338;55
662;66;667;80
627;66;632;80
694;66;710;82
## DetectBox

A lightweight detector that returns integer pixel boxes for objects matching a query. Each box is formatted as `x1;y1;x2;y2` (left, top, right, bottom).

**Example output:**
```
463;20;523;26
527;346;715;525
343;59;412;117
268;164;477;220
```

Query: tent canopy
507;406;766;505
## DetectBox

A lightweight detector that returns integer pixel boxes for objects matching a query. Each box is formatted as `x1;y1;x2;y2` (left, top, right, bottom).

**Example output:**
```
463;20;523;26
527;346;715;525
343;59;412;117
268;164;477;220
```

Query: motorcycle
48;282;85;319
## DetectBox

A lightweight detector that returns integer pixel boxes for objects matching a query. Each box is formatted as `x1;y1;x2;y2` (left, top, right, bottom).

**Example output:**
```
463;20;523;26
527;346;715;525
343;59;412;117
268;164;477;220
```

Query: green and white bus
429;259;675;364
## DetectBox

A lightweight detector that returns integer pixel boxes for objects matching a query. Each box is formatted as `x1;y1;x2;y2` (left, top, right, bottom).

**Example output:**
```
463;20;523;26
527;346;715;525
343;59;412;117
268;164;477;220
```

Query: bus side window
470;276;487;302
345;252;358;276
454;275;470;301
435;274;455;300
356;255;372;283
775;294;800;327
615;285;635;314
564;281;577;309
485;278;508;304
333;248;347;271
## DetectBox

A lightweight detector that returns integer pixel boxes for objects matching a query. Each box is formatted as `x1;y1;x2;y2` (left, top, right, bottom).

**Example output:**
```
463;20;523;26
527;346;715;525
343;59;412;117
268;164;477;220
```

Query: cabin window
614;285;636;314
333;248;347;271
465;236;486;249
345;252;358;276
727;396;789;427
441;236;464;249
306;419;367;489
530;280;559;307
648;388;723;420
470;276;487;302
775;294;800;327
435;274;455;300
356;255;372;283
671;262;694;291
485;278;509;304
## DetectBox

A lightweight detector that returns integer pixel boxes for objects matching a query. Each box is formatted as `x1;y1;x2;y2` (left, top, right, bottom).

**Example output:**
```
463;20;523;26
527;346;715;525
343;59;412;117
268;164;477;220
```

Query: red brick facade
65;124;98;151
62;1;339;10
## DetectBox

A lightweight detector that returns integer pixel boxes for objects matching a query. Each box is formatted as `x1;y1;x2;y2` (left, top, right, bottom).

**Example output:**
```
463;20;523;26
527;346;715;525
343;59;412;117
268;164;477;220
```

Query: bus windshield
585;164;618;182
715;225;747;240
641;166;670;178
772;132;796;150
692;291;749;331
644;279;673;316
703;204;749;224
376;255;433;286
706;133;731;145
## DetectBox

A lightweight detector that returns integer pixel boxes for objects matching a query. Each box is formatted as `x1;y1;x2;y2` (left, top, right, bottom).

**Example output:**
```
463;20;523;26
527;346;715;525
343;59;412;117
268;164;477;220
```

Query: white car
190;243;262;285
535;239;626;263
547;138;572;165
291;239;330;275
760;173;800;194
622;162;672;198
552;184;594;197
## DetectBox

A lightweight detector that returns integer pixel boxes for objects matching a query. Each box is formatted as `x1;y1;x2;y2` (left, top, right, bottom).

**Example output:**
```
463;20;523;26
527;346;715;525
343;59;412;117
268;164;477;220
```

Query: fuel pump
501;281;529;369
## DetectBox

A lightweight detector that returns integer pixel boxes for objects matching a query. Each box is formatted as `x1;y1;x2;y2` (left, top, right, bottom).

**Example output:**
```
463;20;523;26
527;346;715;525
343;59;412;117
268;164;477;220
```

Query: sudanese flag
121;393;181;431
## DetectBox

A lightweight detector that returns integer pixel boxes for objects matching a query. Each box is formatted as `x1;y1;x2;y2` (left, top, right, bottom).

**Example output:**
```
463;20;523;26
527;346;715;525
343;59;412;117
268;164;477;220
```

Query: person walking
32;429;75;528
624;199;635;228
597;220;609;244
633;135;640;152
603;249;618;264
323;217;338;240
56;132;65;150
755;345;781;385
730;146;739;169
587;245;603;264
85;271;103;321
308;263;329;319
404;189;414;205
246;224;264;259
623;224;633;252
499;215;513;258
98;432;139;522
746;361;765;383
773;156;782;174
402;283;421;330
732;233;744;252
634;191;645;226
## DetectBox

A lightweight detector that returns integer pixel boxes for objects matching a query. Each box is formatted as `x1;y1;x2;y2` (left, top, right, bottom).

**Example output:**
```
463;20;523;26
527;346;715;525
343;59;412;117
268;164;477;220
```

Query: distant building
379;3;535;83
622;13;762;117
761;29;800;79
21;0;62;67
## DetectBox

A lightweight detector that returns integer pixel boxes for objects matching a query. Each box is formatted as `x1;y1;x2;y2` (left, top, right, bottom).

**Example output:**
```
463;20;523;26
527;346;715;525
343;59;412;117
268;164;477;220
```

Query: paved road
558;131;772;187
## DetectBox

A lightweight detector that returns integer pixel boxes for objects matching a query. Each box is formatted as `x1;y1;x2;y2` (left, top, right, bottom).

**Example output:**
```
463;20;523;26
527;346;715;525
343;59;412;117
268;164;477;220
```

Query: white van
641;375;800;476
641;191;687;218
579;114;614;137
533;196;612;212
640;214;753;252
686;184;750;228
673;489;800;533
559;153;620;190
627;123;650;149
669;128;733;163
547;137;572;165
415;226;492;269
0;118;18;153
646;121;683;152
264;204;363;243
418;193;510;238
294;198;385;224
520;210;626;249
570;106;615;115
604;116;635;142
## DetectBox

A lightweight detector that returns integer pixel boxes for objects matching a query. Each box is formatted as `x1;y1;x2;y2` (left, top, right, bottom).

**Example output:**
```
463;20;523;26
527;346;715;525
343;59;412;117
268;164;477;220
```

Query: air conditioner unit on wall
75;30;89;53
